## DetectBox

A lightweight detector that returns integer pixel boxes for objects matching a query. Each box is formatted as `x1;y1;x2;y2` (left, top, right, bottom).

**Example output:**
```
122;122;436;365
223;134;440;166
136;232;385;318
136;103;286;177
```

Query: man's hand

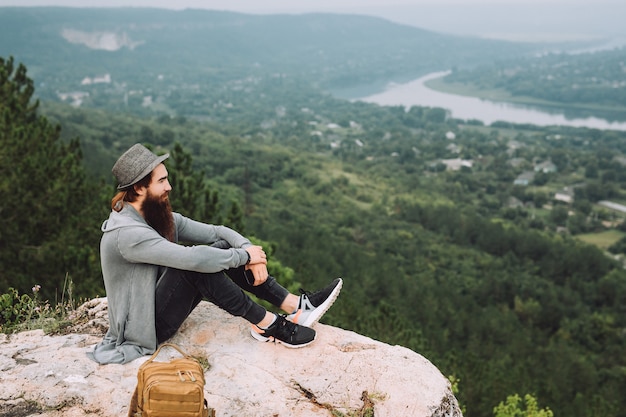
245;245;267;265
245;263;269;286
245;245;268;286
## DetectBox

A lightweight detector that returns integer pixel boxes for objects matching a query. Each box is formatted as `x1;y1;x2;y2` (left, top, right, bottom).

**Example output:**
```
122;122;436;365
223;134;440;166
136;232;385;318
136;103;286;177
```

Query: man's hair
111;171;153;211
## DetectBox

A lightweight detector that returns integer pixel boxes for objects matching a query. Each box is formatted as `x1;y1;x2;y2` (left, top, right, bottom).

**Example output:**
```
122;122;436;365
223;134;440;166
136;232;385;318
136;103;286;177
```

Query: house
446;143;461;154
506;140;525;156
508;158;526;168
613;156;626;167
598;201;626;214
554;187;575;204
57;91;90;107
349;121;363;130
81;73;111;85
440;158;473;171
514;171;535;186
534;160;557;173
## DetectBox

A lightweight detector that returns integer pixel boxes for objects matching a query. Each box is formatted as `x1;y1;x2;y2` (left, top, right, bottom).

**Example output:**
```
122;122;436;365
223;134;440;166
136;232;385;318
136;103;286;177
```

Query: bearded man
89;143;342;365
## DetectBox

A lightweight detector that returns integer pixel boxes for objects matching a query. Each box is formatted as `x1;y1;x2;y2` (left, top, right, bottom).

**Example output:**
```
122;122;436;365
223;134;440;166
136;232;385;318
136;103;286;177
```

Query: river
356;71;626;132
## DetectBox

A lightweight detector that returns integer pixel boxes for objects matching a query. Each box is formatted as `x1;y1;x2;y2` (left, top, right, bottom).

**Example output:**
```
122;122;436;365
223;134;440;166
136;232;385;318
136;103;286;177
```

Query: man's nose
165;180;172;191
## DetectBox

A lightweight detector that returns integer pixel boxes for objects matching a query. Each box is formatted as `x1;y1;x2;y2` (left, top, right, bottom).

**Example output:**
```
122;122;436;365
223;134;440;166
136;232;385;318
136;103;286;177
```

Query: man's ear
133;184;147;197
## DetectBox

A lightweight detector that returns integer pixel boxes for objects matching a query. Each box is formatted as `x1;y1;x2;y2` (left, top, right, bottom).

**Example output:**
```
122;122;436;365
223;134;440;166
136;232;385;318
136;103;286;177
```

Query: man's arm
174;213;252;249
117;226;249;273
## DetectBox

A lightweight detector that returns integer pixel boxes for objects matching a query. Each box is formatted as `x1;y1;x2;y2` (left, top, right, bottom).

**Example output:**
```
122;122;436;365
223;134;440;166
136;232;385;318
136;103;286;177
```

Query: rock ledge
0;298;463;417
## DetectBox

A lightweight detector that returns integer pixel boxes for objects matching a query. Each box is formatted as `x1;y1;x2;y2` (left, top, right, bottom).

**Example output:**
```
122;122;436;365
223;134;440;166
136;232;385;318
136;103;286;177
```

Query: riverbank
356;71;626;130
424;74;626;118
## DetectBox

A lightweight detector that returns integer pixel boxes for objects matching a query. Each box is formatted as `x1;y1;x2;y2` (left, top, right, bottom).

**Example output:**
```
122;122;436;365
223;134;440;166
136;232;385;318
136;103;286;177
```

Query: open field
576;229;625;250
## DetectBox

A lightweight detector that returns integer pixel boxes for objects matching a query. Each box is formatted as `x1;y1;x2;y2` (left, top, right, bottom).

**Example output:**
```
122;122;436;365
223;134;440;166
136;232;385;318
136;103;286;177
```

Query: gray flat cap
112;143;170;190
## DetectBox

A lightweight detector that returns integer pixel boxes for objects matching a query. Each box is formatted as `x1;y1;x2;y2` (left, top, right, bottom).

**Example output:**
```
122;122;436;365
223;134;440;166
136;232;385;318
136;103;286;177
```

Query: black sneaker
286;278;343;327
251;314;316;348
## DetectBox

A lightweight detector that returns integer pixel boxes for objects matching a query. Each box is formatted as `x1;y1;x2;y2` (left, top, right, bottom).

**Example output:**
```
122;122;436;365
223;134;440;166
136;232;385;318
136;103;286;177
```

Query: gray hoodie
88;204;251;364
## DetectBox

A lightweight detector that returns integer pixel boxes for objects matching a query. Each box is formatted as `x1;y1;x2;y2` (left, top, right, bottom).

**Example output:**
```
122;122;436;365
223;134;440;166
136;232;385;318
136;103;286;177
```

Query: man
88;143;342;364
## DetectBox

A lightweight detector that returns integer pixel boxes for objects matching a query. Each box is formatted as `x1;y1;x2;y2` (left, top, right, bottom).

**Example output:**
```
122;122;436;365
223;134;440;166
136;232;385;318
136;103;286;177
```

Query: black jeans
154;266;289;343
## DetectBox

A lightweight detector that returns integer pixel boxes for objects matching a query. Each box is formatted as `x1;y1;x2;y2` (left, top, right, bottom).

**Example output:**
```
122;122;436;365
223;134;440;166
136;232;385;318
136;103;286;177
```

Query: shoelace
259;315;294;344
272;316;298;342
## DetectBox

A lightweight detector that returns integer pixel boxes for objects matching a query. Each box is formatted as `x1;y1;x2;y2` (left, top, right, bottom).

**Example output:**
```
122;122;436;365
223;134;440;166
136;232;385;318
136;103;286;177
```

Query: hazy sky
1;0;624;40
0;0;619;11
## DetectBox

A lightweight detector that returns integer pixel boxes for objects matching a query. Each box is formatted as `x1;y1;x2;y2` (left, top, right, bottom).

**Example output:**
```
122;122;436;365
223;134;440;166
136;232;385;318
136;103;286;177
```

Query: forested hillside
4;55;626;417
2;7;626;417
439;47;626;120
0;7;542;106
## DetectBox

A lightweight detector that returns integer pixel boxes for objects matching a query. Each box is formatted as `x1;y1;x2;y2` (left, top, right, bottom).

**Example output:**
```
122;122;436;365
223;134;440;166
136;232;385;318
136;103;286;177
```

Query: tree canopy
2;55;626;417
0;56;105;300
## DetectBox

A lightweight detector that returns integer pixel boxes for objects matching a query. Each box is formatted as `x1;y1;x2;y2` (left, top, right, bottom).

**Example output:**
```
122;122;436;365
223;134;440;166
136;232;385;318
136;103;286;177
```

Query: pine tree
0;56;104;300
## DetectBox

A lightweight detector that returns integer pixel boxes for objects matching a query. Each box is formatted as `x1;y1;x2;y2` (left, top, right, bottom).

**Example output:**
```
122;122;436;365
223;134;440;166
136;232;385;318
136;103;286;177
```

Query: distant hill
0;7;540;102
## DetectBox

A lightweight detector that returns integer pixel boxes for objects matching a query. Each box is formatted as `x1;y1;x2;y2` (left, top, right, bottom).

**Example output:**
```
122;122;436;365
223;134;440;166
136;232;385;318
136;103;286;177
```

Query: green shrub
0;284;73;334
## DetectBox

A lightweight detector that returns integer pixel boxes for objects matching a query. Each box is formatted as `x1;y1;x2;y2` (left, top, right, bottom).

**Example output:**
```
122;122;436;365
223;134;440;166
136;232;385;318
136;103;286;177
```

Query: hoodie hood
101;204;150;233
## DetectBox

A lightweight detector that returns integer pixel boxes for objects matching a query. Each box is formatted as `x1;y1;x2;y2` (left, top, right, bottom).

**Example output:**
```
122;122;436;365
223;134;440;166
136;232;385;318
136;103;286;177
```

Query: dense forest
2;7;626;417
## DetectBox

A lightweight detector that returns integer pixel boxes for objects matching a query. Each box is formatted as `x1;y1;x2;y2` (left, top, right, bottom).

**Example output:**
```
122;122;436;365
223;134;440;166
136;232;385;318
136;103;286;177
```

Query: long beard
142;191;175;242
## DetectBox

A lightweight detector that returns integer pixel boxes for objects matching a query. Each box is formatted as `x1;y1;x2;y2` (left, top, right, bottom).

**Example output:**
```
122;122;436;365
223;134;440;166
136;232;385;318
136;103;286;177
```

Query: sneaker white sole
293;278;343;327
250;326;315;348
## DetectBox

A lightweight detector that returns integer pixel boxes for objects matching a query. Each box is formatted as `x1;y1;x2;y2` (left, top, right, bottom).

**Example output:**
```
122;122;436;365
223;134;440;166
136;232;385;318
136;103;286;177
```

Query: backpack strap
146;343;192;363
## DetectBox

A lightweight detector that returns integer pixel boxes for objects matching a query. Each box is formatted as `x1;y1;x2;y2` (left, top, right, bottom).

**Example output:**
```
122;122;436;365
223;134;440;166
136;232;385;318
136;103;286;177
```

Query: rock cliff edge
0;298;462;417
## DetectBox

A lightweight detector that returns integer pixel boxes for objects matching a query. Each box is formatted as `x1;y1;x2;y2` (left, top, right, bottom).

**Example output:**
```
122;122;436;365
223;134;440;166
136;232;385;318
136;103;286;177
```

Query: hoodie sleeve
117;224;249;273
174;213;252;249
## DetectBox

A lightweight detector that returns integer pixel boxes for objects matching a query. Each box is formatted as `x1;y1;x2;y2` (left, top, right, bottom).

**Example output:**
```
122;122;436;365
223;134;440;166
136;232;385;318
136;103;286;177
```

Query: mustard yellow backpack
129;343;215;417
